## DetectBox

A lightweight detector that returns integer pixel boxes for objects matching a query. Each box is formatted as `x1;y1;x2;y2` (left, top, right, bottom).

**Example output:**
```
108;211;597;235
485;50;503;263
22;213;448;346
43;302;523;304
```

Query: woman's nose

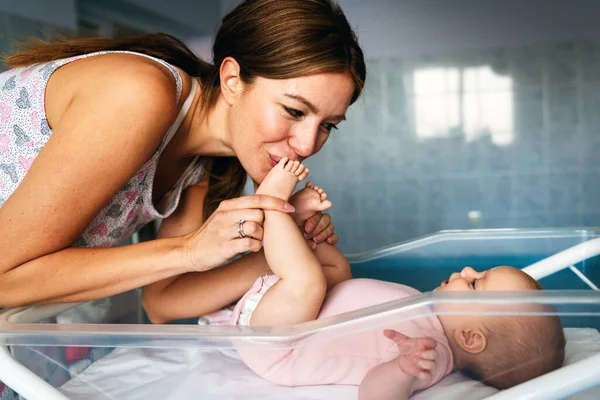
289;129;318;158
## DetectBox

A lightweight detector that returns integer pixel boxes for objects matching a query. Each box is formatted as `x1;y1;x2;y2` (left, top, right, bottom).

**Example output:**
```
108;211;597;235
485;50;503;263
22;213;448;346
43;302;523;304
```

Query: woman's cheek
258;110;288;142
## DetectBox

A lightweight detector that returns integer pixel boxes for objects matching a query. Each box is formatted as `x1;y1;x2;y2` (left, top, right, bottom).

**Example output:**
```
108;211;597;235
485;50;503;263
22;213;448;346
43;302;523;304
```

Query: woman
0;0;365;325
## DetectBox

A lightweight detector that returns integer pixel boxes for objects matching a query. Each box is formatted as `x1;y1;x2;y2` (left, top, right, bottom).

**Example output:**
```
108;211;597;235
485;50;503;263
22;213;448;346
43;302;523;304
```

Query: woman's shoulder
78;52;181;102
48;52;183;128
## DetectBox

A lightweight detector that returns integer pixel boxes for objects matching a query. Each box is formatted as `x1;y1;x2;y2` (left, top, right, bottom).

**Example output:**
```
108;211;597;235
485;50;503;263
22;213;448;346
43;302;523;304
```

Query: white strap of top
159;77;198;150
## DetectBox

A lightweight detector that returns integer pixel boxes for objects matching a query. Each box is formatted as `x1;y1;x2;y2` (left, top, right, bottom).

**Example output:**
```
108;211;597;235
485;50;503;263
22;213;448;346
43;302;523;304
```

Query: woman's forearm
142;250;271;324
0;236;188;308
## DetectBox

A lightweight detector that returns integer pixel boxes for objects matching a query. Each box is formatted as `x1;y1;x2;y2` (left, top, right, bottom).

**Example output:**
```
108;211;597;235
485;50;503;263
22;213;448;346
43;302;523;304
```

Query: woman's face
227;71;355;183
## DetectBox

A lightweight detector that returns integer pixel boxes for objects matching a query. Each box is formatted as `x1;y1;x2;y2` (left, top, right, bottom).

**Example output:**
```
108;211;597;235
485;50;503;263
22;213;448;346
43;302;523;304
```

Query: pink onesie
231;278;454;389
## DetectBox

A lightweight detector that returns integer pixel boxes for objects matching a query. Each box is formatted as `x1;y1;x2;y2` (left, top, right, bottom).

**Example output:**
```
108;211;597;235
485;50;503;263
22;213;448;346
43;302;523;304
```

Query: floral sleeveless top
0;51;205;248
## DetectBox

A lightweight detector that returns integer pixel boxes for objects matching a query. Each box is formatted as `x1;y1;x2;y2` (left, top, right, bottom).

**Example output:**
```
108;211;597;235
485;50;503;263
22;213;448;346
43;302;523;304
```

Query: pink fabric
233;278;454;388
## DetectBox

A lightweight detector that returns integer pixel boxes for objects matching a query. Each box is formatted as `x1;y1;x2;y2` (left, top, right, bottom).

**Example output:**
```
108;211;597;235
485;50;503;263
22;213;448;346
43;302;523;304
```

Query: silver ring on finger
237;219;246;239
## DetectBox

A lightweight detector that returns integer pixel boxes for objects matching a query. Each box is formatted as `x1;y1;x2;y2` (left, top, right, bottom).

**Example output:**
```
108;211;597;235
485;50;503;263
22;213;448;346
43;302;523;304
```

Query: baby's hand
383;329;438;383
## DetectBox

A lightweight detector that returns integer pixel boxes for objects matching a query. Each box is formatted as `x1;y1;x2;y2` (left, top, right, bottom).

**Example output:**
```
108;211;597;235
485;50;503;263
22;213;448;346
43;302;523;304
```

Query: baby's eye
284;107;304;118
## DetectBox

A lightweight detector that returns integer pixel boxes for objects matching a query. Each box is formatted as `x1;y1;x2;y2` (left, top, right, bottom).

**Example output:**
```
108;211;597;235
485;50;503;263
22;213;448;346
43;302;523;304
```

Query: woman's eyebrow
284;93;346;120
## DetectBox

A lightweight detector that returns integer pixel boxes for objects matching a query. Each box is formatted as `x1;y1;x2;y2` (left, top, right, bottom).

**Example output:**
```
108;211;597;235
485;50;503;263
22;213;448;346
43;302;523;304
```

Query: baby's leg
290;182;352;290
250;159;327;326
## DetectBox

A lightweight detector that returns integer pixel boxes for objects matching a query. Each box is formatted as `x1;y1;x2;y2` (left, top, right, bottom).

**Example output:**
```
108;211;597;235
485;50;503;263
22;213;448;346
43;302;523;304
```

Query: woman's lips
268;155;281;168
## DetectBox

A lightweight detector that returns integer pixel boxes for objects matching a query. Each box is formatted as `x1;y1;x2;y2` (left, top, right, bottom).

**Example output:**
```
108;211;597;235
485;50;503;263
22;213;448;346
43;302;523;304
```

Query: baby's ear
453;328;487;354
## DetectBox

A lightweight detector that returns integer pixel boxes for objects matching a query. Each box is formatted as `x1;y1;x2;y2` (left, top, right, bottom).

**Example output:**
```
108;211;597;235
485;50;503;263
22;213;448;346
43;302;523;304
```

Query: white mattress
59;328;600;400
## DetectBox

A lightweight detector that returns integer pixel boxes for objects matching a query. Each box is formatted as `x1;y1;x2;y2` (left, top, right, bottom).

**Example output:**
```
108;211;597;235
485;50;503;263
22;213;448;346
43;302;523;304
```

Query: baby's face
435;266;538;292
434;267;540;351
434;266;540;336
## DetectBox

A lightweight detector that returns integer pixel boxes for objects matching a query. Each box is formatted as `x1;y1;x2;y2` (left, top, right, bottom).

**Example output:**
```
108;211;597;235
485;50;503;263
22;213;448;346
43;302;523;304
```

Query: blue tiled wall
305;41;600;254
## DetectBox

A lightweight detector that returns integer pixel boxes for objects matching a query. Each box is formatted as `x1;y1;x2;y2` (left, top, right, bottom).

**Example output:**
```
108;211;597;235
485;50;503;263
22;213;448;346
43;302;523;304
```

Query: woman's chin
247;169;267;186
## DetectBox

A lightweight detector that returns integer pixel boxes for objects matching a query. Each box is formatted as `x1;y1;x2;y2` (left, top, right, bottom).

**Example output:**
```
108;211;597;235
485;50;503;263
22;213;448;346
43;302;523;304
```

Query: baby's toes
279;157;289;170
295;163;305;176
320;192;328;201
285;160;295;173
319;199;332;210
282;158;293;171
292;161;301;173
298;167;309;181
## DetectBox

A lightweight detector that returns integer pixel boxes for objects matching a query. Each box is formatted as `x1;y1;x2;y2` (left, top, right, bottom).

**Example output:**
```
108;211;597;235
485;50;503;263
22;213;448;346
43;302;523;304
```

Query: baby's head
435;266;565;389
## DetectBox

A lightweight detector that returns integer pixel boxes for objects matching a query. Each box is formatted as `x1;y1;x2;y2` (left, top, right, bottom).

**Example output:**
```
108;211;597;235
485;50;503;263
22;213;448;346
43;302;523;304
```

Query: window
413;65;514;146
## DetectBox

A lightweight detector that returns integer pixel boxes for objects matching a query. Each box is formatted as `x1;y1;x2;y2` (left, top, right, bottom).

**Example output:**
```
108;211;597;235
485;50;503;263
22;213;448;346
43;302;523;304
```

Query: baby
229;158;565;399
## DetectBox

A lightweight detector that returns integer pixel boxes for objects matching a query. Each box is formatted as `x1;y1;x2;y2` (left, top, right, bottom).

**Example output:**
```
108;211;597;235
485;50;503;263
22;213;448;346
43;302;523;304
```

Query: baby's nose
460;266;479;277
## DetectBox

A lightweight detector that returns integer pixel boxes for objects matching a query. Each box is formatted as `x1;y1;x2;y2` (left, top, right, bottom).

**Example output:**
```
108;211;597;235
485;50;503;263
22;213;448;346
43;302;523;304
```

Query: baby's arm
359;360;416;400
359;330;439;400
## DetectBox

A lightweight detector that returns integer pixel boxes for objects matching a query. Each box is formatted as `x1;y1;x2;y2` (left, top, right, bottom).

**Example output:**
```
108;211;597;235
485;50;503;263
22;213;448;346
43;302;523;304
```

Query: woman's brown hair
4;0;366;220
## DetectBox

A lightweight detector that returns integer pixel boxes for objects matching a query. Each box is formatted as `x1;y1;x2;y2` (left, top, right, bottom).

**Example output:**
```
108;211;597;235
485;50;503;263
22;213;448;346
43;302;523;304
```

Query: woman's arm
142;179;271;324
143;250;272;324
0;54;293;308
0;59;191;307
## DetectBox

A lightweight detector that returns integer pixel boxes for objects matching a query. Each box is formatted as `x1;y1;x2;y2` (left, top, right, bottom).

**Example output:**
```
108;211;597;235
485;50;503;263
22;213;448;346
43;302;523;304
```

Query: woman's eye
284;107;304;118
323;123;339;132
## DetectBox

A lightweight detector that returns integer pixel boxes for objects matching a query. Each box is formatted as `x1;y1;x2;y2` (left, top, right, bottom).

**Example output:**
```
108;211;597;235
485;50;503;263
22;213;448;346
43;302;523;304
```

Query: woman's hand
303;212;338;245
182;194;294;271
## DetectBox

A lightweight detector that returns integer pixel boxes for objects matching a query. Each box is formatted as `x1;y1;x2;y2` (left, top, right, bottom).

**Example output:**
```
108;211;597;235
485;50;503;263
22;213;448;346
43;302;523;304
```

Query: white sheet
59;328;600;400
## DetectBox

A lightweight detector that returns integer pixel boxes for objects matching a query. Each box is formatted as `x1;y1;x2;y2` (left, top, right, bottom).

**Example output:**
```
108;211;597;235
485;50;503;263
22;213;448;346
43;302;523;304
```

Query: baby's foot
289;182;333;226
256;157;309;201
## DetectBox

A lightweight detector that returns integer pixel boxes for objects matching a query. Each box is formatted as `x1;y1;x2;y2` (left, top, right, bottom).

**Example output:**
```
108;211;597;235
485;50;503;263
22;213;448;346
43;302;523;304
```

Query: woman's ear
453;327;487;354
219;56;243;106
